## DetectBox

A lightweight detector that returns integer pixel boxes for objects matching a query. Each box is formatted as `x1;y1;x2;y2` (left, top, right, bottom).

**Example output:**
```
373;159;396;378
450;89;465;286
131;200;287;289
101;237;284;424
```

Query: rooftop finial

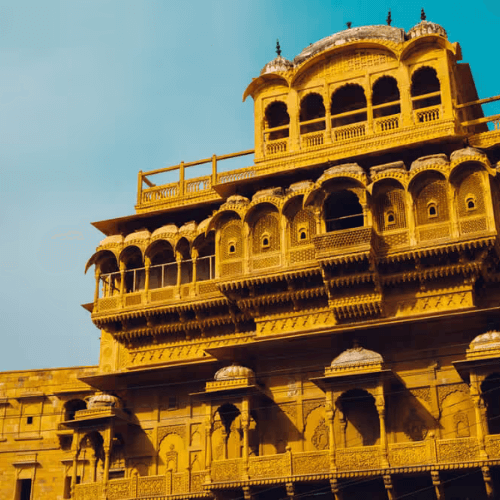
386;10;392;26
346;21;352;29
421;8;427;21
276;39;281;57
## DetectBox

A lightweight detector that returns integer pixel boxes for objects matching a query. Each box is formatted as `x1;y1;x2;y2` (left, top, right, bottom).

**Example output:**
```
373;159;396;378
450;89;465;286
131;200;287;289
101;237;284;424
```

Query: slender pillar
144;256;151;293
71;452;78;497
94;269;101;303
471;372;489;459
90;455;97;482
222;428;228;460
325;102;332;144
482;466;495;499
176;252;182;297
330;478;343;500
119;261;126;299
103;444;111;484
383;474;395;500
366;95;373;135
205;416;212;470
431;471;445;500
192;248;198;285
376;395;389;468
326;401;336;471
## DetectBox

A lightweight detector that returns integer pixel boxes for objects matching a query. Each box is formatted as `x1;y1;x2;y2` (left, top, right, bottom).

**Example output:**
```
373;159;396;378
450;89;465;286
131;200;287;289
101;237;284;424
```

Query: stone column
330;478;343;500
205;416;212;471
176;252;182;297
103;444;111;485
192;248;198;285
376;395;389;468
71;451;79;497
471;372;488;459
431;471;445;500
94;269;101;303
119;261;126;303
222;428;228;460
144;256;151;295
326;402;336;471
482;466;495;499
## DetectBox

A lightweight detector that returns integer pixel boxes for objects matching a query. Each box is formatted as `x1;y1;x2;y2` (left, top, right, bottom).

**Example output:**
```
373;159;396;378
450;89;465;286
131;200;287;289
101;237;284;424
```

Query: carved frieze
157;425;186;446
437;383;469;406
311;418;329;450
303;399;325;424
437;437;479;463
256;310;335;336
292;451;329;475
137;476;166;497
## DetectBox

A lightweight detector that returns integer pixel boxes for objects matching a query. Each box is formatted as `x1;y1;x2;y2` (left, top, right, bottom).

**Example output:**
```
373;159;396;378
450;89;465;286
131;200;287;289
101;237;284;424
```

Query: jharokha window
411;66;441;110
265;101;290;140
331;84;367;128
300;93;326;134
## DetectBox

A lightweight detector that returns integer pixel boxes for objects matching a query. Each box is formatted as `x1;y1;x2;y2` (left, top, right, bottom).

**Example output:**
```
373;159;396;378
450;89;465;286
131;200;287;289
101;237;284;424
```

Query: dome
214;363;255;381
294;25;405;65
331;346;383;369
151;224;178;239
469;331;500;351
407;20;447;40
99;234;123;247
87;393;122;409
124;229;151;244
260;55;293;75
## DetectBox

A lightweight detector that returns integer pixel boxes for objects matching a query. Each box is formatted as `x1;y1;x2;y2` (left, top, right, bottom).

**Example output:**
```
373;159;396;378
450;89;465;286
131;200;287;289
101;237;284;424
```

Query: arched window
148;240;176;289
194;232;215;282
324;190;364;232
372;76;401;118
265;101;290;140
176;238;192;285
411;67;441;110
300;93;326;134
121;246;145;293
64;399;87;421
331;84;367;128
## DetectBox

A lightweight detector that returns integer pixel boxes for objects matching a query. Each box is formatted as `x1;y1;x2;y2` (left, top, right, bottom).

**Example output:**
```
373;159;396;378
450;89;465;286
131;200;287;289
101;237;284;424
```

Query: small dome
407;21;447;40
87;393;122;409
469;332;500;351
214;363;255;381
331;346;383;369
152;224;178;239
99;234;124;247
260;55;293;75
450;147;486;162
124;230;151;244
410;154;449;171
180;221;197;234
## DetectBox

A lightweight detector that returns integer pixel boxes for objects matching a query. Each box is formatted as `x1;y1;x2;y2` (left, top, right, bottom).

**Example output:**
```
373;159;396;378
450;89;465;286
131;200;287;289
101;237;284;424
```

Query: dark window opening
387;211;396;225
17;479;32;500
63;476;80;499
109;470;125;480
299;230;307;240
325;190;364;232
482;374;500;435
26;416;33;425
372;76;401;118
262;236;270;248
149;243;176;289
428;204;437;218
300;93;326;134
229;244;236;254
265;101;290;140
467;198;476;210
411;67;441;109
331;85;367;127
64;399;87;421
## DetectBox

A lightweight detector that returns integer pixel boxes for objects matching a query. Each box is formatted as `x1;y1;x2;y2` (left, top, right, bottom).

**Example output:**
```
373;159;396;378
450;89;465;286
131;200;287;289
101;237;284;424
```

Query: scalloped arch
85;249;119;274
206;209;243;234
244;200;281;225
243;74;290;102
400;34;455;61
119;244;144;264
408;168;448;192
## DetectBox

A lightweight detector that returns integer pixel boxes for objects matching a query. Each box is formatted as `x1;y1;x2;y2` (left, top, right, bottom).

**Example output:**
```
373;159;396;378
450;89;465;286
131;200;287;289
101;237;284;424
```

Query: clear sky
0;0;499;371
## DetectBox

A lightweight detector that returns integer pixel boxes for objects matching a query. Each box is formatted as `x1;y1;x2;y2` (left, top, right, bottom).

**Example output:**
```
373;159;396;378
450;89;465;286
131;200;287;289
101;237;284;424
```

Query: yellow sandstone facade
3;17;500;500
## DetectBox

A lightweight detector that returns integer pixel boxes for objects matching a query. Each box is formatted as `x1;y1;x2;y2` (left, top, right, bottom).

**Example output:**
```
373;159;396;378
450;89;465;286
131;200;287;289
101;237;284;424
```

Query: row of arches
266;66;441;140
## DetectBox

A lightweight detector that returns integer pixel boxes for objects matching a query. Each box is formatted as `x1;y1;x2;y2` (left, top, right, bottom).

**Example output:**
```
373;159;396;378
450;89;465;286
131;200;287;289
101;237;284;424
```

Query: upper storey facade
134;20;500;215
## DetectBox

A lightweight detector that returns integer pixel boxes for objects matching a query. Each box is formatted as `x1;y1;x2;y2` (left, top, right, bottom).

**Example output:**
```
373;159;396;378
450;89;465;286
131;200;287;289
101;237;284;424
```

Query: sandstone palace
3;16;500;500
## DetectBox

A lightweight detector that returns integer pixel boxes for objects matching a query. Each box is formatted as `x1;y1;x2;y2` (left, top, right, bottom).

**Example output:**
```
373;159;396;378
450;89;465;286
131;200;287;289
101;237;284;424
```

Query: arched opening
251;207;281;256
120;246;145;293
94;252;119;298
300;93;326;134
212;403;242;460
78;431;104;483
337;389;380;447
411;66;441;111
265;101;290;140
176;238;192;285
324;190;364;232
285;197;317;249
194;232;215;281
331;84;367;128
373;182;407;233
64;399;87;421
372;76;401;118
147;240;176;289
481;374;500;435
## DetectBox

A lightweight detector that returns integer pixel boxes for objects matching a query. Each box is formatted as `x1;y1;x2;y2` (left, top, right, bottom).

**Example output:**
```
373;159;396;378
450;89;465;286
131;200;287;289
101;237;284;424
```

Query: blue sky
0;0;499;371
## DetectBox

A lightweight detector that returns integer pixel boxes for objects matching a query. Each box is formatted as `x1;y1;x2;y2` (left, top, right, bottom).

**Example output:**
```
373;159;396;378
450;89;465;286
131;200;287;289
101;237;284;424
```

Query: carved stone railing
313;227;375;259
266;138;288;155
137;475;168;497
108;478;132;500
417;222;451;242
436;437;479;463
217;167;256;184
185;176;211;194
141;182;179;204
248;453;291;479
388;440;435;467
74;483;102;500
211;458;245;482
459;215;488;235
301;131;325;148
336;445;381;471
292;450;329;476
485;434;500;458
414;105;441;124
332;122;366;142
374;115;400;133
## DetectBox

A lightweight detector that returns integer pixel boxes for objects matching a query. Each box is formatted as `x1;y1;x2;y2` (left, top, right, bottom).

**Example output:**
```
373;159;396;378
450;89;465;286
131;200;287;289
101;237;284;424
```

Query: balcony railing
72;436;500;499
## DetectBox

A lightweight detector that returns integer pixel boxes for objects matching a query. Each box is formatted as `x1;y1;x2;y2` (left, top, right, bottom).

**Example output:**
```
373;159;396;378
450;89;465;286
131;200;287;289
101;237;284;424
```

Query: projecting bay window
299;93;326;148
372;76;401;133
324;190;364;232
